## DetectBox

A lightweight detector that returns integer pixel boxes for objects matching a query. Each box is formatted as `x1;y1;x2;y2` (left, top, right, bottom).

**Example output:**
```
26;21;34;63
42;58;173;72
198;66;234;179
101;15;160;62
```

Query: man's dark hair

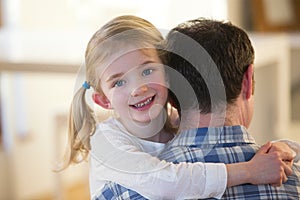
165;18;255;114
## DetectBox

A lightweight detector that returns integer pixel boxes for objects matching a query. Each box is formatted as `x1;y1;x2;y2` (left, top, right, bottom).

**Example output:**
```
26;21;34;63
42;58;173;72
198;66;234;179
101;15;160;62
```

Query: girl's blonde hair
61;15;166;169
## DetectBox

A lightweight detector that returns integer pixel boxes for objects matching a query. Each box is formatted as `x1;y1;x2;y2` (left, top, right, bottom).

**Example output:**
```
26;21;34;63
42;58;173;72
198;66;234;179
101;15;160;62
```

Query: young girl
64;15;297;199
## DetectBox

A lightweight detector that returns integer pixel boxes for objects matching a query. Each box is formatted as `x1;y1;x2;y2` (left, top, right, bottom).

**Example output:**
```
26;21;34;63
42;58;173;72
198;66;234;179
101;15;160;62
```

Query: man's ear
242;64;254;100
92;92;112;109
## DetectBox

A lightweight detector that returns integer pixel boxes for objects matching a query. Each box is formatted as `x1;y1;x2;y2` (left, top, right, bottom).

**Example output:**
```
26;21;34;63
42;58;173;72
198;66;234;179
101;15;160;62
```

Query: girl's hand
269;141;295;167
247;142;293;187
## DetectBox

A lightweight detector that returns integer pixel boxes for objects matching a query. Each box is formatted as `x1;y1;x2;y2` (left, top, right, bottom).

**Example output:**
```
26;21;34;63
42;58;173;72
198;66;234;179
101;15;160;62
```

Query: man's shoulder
159;126;258;164
167;125;255;148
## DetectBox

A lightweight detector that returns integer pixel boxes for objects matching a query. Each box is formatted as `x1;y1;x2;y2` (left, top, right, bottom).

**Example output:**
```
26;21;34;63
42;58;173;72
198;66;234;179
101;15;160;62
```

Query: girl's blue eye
142;69;153;76
113;80;126;87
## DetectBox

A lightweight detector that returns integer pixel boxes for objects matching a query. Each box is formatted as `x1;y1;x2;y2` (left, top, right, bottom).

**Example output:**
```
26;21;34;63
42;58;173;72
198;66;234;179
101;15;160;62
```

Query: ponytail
57;84;96;170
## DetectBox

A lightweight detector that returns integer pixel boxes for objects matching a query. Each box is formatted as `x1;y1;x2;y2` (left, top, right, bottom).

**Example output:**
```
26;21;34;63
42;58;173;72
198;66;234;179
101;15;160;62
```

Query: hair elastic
82;81;91;89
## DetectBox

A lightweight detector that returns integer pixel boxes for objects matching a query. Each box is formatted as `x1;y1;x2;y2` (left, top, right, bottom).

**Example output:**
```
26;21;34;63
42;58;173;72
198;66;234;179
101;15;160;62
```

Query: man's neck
179;109;226;130
179;104;248;130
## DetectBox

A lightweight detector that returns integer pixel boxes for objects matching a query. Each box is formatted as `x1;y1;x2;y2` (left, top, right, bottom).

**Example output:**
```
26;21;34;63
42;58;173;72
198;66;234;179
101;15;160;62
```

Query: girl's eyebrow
106;72;124;82
141;60;156;66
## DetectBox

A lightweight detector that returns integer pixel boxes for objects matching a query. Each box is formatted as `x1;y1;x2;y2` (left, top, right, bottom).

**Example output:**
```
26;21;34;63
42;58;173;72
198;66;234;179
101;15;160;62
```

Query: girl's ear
92;92;112;109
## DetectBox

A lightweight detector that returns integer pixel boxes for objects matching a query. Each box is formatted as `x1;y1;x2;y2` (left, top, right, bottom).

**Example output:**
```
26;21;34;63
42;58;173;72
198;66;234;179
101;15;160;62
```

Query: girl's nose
131;85;148;97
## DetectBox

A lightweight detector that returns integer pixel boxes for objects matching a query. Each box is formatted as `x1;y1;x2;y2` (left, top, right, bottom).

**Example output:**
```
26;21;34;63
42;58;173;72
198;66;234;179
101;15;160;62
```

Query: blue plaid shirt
94;126;300;200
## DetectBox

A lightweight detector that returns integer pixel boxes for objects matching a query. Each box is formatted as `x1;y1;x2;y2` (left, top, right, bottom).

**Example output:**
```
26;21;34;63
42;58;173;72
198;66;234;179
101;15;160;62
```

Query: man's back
95;126;300;200
160;126;300;199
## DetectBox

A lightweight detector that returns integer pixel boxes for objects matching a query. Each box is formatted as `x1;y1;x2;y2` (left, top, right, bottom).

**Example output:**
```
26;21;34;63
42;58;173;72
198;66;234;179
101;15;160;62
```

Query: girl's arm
91;128;227;199
91;129;292;199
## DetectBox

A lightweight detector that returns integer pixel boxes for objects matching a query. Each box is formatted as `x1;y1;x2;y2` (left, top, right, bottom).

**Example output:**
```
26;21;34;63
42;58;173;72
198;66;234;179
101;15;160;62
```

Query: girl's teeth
135;97;152;108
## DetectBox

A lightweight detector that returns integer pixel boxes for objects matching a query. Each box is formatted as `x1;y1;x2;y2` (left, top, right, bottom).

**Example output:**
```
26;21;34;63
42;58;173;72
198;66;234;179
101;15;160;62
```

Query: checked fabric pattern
94;126;300;200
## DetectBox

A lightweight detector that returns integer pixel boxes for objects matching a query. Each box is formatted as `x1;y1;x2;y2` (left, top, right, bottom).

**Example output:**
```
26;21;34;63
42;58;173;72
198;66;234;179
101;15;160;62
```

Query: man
95;19;300;199
161;18;300;199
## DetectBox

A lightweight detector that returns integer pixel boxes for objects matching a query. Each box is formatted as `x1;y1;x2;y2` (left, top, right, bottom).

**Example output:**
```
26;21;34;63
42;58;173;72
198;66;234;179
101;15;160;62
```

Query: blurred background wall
0;0;299;199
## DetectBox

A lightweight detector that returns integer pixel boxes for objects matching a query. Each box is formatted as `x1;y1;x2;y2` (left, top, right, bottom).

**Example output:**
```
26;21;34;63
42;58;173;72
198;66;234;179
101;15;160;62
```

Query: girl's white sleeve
273;139;300;162
90;129;227;200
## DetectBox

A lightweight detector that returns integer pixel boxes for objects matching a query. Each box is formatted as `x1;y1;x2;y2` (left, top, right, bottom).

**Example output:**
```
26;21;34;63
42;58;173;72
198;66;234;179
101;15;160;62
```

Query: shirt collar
169;125;256;147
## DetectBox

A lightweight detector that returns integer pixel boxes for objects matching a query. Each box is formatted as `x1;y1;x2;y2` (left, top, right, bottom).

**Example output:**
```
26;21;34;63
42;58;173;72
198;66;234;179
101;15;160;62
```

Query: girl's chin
132;116;152;124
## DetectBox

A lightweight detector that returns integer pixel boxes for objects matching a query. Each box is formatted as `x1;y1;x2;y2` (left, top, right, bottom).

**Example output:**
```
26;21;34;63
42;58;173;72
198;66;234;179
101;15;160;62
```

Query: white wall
249;64;278;144
0;72;90;199
3;0;228;31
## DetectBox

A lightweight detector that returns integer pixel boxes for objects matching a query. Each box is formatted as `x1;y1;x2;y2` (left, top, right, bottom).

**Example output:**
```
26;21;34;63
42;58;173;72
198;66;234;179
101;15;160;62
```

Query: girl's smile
130;95;155;111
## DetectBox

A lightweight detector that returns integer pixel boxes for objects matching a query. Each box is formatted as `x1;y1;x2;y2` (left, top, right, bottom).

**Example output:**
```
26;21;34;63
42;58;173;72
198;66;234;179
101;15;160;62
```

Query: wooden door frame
251;0;300;32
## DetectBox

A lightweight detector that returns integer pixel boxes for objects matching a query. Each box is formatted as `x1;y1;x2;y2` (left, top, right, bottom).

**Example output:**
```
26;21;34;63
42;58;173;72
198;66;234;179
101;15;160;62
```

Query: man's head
166;18;255;124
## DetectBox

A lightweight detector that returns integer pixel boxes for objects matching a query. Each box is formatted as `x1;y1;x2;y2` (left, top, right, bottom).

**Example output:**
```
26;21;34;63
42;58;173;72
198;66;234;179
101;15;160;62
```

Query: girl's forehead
110;49;159;69
116;46;158;59
106;48;160;67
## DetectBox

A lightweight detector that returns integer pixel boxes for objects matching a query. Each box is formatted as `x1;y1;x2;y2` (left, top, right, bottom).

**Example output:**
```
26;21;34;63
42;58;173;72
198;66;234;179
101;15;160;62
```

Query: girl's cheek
153;77;168;88
111;89;128;101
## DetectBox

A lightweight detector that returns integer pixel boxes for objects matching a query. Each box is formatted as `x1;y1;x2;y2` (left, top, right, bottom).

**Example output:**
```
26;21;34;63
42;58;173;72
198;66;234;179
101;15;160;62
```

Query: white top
89;117;227;200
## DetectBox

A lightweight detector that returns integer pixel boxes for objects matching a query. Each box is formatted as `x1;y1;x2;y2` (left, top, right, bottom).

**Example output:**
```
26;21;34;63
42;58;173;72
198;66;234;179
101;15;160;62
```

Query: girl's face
94;49;168;125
